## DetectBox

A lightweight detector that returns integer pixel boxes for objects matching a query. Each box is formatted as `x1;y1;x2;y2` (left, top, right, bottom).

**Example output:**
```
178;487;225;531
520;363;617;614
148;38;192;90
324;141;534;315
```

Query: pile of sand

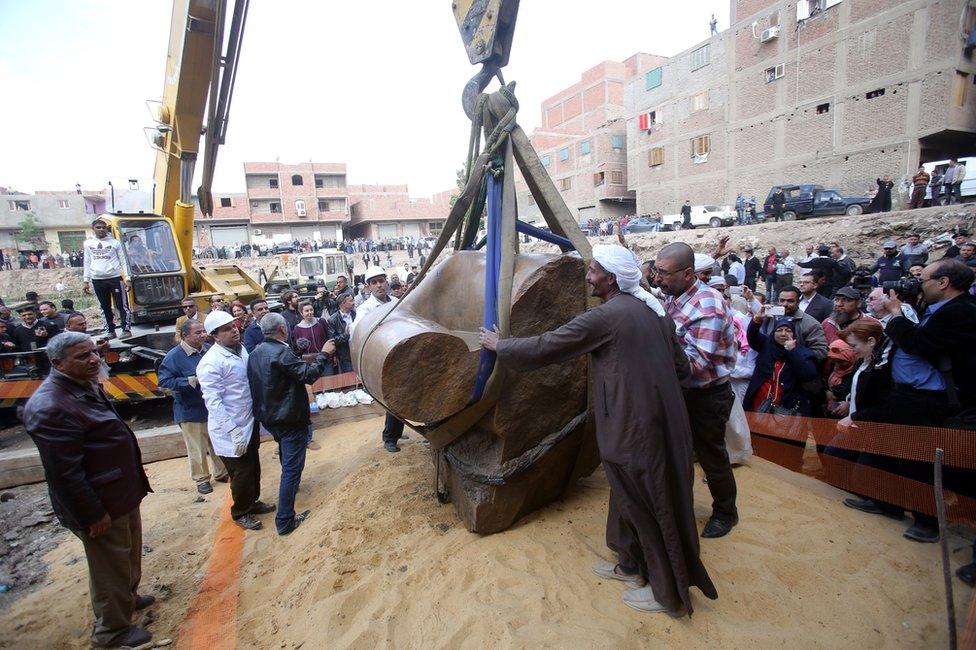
0;416;968;648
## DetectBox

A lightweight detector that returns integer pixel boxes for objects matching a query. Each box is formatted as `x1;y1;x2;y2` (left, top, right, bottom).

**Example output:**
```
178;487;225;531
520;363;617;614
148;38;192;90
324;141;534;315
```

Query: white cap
694;253;715;273
204;310;236;334
364;266;387;282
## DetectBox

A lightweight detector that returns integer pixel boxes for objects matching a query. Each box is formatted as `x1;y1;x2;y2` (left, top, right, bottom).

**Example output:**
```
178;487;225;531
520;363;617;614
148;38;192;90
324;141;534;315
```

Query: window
612;135;625;151
580;140;591;156
610;170;624;185
269;178;279;189
691;45;710;71
865;88;885;99
318;199;329;211
291;174;303;186
638;111;660;130
816;102;830;114
541;155;551;167
691;135;711;157
8;200;31;211
57;199;70;209
315;177;323;188
428;221;443;236
690;91;709;112
558;177;572;191
593;172;606;187
270;202;281;213
649;147;665;166
953;72;968;107
559;147;570;161
219;197;232;208
645;67;662;90
764;64;785;83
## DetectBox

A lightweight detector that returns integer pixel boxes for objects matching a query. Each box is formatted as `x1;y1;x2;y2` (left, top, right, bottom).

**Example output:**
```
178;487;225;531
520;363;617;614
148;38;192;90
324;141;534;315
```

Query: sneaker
843;497;904;520
278;510;311;536
249;501;276;515
120;329;132;339
306;440;322;450
620;586;669;614
592;560;646;587
93;625;152;648
234;514;262;530
384;442;401;453
196;481;213;495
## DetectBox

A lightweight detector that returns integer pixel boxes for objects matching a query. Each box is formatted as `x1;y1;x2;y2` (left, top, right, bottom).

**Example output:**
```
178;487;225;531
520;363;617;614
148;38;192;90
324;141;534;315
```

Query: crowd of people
5;213;976;642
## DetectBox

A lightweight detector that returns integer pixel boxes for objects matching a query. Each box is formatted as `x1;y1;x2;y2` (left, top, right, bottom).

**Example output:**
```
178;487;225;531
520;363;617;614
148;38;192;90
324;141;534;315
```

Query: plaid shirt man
665;279;737;388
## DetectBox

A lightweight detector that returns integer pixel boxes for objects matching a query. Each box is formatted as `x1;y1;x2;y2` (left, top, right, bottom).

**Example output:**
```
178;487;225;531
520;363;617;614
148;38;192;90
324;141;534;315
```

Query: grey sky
0;0;728;199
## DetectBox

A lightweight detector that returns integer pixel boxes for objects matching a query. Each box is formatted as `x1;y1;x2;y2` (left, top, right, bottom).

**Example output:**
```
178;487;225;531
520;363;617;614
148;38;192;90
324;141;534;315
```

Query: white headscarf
694;253;716;273
591;244;667;319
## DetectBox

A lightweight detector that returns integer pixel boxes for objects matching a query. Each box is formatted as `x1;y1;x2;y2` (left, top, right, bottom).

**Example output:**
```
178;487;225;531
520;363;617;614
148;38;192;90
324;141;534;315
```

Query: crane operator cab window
118;220;181;274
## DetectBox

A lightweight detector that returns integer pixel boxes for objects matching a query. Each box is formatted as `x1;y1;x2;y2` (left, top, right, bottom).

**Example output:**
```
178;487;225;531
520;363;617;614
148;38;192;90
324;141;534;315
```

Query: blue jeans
271;427;308;533
736;208;744;225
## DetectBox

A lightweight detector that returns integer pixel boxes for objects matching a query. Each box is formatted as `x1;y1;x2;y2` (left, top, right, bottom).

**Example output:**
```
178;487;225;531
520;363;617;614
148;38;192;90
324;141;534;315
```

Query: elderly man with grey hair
24;332;154;648
246;312;335;535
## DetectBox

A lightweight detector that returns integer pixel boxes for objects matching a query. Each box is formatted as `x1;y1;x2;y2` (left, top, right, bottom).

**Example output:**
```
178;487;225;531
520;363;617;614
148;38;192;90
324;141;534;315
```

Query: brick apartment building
192;162;450;247
516;56;664;224
626;0;976;215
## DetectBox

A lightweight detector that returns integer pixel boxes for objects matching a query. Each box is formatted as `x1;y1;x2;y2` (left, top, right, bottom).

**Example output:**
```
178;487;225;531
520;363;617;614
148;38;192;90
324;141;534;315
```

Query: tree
14;214;45;248
449;165;466;207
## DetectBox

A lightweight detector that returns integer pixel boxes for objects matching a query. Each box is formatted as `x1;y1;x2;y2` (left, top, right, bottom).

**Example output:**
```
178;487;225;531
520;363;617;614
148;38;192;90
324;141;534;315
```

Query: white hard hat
204;310;236;334
364;266;387;282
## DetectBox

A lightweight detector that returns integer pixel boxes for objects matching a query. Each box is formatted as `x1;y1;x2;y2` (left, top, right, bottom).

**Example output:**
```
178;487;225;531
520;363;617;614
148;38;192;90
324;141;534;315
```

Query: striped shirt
665;279;737;388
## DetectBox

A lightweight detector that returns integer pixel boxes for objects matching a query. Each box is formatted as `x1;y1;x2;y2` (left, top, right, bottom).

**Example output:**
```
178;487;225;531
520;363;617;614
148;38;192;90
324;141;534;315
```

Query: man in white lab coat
197;310;275;531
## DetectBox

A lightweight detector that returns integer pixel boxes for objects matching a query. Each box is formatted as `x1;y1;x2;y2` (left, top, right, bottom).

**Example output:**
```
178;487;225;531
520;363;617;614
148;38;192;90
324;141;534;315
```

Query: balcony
247;186;282;199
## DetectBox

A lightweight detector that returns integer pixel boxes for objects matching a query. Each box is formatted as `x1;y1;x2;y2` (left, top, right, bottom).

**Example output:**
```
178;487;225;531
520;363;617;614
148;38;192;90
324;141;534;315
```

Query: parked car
622;217;663;234
661;205;736;231
273;243;297;255
763;184;870;220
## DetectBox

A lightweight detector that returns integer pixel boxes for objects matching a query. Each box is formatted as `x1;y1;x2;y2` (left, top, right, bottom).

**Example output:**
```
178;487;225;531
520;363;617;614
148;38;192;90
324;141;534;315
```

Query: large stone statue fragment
352;250;599;533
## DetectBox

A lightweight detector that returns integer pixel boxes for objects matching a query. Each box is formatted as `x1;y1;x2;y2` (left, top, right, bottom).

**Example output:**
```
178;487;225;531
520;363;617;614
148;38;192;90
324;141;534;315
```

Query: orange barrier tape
177;494;243;650
747;413;976;470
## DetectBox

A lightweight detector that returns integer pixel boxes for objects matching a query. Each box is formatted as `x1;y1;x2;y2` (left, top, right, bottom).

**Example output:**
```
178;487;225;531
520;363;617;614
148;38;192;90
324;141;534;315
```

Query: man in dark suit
797;273;834;323
326;293;357;373
23;332;154;648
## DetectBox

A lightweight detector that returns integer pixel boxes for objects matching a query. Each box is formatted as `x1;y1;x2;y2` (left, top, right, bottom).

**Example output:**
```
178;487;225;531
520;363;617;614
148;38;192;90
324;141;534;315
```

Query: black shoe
214;475;230;483
956;563;976;587
903;521;939;543
249;501;276;515
134;594;156;610
843;497;904;520
384;442;401;453
94;626;151;648
701;516;737;539
234;514;262;530
196;481;212;495
278;510;311;536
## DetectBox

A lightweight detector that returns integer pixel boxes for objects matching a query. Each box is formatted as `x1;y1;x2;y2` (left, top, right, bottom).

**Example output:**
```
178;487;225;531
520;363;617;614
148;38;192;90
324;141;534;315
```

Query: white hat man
351;266;407;452
196;310;275;530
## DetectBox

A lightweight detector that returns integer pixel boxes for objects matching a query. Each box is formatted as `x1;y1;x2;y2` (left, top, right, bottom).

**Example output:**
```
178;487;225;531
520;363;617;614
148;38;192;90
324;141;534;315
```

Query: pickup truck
763;184;870;220
661;205;737;231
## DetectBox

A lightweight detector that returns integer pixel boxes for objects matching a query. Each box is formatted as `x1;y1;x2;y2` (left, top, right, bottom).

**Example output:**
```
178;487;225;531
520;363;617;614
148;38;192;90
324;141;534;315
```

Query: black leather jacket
23;372;151;530
326;309;356;367
247;339;331;431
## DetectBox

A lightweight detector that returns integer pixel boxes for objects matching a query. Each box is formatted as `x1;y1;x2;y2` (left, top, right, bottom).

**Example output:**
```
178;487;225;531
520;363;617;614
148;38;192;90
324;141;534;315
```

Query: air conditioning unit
253;229;262;236
760;25;780;42
296;208;307;217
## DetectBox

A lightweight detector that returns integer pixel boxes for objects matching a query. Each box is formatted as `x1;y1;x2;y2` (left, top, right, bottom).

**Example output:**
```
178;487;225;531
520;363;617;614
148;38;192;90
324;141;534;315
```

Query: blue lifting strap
515;220;575;252
471;173;503;401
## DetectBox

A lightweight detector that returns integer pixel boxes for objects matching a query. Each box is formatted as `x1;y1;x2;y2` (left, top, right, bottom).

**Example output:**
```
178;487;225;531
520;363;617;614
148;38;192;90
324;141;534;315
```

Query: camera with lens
850;266;874;294
881;277;922;299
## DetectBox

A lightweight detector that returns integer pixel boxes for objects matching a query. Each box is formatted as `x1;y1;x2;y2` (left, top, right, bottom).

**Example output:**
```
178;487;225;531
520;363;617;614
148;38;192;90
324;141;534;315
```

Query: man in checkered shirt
656;242;739;539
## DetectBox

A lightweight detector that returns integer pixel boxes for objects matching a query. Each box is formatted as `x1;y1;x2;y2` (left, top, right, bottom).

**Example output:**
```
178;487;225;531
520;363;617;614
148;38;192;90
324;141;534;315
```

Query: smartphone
766;305;786;316
729;286;744;296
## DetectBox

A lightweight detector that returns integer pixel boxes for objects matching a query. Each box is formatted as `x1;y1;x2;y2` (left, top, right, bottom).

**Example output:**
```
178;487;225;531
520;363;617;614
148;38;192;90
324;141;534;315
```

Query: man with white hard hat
196;310;275;531
351;266;407;453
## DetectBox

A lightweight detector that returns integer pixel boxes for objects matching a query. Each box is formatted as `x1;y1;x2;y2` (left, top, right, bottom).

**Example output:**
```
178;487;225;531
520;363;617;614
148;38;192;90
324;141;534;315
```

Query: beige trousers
179;421;228;483
71;507;142;646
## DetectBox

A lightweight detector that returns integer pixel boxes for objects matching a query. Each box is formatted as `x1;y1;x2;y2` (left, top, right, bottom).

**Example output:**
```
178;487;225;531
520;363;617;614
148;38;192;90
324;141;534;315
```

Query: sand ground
0;416;971;649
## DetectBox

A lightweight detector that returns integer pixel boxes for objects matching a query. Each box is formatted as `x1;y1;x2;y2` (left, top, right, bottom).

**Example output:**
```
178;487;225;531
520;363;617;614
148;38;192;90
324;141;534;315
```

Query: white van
922;157;974;204
661;205;737;231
